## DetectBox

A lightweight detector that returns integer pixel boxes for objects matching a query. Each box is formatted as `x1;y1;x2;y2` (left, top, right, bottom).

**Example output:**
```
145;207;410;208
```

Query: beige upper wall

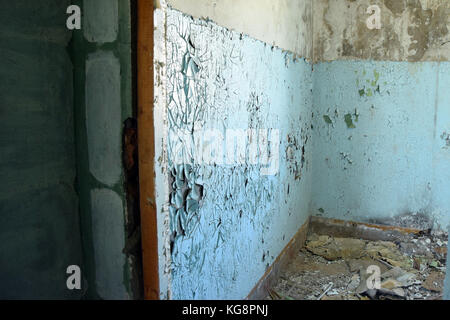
166;0;313;60
166;0;449;62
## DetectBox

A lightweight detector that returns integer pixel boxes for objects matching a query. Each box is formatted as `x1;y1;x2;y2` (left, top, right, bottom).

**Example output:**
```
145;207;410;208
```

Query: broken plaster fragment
366;241;413;271
306;235;366;260
422;272;444;293
381;278;402;290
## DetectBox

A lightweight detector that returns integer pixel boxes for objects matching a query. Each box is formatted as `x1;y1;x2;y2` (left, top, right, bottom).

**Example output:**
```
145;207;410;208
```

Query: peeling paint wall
166;0;313;60
313;0;450;62
165;0;450;63
311;61;450;229
155;6;314;299
309;0;450;293
154;6;171;299
155;0;449;300
310;0;450;228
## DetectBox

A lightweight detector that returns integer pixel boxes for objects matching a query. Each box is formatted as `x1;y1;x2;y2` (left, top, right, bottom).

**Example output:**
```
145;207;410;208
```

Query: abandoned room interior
0;0;449;301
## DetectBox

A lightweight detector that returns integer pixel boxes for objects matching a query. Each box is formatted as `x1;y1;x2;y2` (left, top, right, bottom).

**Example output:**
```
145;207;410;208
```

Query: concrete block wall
0;0;139;300
0;0;83;299
71;0;136;299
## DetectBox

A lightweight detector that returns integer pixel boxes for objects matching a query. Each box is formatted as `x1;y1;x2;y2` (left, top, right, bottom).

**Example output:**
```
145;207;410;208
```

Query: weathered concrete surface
72;0;136;299
160;8;314;299
167;0;449;62
311;61;450;229
0;0;82;299
313;0;450;62
83;0;119;43
90;189;128;299
85;51;122;186
166;0;313;60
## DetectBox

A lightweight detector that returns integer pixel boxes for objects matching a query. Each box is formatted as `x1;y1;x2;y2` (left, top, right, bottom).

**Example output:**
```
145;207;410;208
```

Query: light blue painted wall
311;61;450;229
166;10;314;299
162;8;449;301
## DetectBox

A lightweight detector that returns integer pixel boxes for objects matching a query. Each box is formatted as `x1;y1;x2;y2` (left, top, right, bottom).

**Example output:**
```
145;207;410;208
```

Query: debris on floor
268;228;448;300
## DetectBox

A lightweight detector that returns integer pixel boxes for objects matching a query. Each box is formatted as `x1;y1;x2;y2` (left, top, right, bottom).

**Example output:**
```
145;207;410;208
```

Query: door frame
137;0;159;300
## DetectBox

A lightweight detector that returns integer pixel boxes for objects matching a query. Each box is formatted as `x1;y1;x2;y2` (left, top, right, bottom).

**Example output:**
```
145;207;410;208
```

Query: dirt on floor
268;228;448;300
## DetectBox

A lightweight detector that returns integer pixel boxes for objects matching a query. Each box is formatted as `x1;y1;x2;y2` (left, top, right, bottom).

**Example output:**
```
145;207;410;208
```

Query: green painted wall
0;0;137;300
0;0;83;299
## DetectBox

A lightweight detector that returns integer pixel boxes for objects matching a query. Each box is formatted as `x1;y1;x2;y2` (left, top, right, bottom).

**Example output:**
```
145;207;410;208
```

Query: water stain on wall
313;0;450;62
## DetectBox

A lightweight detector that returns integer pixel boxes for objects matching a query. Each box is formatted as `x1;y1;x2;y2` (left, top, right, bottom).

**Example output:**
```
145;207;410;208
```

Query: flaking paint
159;8;314;299
312;61;450;229
155;1;450;300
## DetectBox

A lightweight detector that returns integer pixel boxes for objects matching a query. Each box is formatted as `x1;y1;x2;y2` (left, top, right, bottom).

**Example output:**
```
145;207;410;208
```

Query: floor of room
268;216;448;300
